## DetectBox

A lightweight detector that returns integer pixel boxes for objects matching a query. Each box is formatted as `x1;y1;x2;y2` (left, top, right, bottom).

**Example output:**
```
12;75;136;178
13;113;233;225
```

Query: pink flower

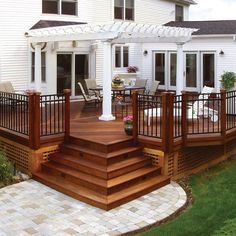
123;115;133;123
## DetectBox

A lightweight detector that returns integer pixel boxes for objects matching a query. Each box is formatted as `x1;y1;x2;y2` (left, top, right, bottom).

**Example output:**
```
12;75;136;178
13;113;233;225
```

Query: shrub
220;71;236;91
0;152;14;185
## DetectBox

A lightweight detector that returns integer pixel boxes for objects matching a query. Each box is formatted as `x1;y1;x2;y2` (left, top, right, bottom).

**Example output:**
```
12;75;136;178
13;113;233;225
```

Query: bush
0;152;14;185
220;71;236;91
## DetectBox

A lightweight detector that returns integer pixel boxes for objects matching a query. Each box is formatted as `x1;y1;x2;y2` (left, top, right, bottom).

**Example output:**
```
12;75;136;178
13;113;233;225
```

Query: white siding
135;0;189;25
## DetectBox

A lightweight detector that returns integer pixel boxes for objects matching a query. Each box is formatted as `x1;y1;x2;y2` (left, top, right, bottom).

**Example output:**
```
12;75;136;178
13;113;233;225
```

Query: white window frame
42;0;78;16
114;0;135;21
175;5;184;22
114;45;129;70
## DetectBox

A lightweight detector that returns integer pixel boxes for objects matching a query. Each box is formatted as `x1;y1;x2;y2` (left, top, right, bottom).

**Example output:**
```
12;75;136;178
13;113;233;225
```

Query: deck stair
33;136;170;210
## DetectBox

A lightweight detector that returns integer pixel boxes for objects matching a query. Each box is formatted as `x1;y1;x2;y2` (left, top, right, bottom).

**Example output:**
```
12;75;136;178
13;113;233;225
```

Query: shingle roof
166;0;196;5
165;20;236;35
30;20;86;30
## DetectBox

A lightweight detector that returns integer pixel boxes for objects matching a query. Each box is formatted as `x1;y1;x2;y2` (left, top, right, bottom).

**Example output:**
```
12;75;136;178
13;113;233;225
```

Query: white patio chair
85;79;102;98
144;86;218;126
135;79;147;94
146;81;160;95
78;82;101;107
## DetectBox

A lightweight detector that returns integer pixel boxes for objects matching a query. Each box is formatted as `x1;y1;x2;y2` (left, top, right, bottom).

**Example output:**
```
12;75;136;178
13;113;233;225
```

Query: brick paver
0;180;187;236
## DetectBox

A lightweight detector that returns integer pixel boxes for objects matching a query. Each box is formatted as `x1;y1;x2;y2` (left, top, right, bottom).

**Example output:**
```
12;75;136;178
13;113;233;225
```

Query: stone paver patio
0;180;186;236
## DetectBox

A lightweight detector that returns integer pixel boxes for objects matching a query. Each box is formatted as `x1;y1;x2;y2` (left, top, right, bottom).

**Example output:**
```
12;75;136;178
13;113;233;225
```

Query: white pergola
27;21;198;121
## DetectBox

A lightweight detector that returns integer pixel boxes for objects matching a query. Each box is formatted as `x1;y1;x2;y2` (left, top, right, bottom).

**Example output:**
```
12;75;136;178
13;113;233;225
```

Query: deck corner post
161;92;173;153
220;89;226;139
28;92;41;150
132;91;138;145
168;92;175;153
181;91;188;146
63;89;71;142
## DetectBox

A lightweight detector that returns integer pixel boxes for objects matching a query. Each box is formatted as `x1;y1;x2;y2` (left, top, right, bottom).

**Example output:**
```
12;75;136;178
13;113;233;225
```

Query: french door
184;52;199;92
201;52;215;89
57;53;89;97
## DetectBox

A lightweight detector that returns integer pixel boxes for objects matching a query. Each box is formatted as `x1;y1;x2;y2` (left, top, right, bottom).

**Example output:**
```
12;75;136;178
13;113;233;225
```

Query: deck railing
133;89;236;151
0;89;71;150
0;92;29;135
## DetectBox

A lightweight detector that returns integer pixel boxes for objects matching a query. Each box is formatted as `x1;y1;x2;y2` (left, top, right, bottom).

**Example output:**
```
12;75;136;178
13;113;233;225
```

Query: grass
140;157;236;236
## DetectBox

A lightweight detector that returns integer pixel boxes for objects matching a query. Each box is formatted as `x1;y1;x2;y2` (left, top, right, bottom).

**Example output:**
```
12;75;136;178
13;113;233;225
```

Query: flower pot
124;123;133;135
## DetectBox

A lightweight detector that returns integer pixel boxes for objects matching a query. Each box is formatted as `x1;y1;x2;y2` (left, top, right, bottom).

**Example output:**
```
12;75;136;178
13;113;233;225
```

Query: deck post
220;89;226;139
168;93;174;153
181;91;188;146
28;92;41;150
132;91;138;145
161;92;172;153
64;89;71;142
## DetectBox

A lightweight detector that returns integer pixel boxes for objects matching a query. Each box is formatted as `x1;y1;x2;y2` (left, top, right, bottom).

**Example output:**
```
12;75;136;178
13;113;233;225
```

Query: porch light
219;50;224;55
143;50;148;56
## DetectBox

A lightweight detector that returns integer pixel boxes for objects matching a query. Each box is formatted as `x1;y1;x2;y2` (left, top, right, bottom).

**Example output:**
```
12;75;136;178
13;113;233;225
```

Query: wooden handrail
132;91;138;145
64;89;71;142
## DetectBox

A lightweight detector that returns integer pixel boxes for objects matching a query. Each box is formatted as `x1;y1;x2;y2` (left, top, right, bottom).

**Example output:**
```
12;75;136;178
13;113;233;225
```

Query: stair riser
60;146;143;166
50;155;153;180
107;149;143;165
108;168;161;195
107;178;171;210
33;175;108;210
108;159;151;179
50;157;108;179
69;137;133;153
60;146;107;165
41;164;108;195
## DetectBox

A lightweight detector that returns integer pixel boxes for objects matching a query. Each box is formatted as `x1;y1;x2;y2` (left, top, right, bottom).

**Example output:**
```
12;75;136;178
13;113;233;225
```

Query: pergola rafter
26;21;198;121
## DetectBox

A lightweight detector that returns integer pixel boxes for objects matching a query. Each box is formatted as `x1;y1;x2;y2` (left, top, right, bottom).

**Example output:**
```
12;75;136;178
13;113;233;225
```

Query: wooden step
42;161;160;195
33;171;170;210
60;143;143;165
69;136;134;153
50;152;151;179
33;172;108;210
41;161;107;194
107;175;170;210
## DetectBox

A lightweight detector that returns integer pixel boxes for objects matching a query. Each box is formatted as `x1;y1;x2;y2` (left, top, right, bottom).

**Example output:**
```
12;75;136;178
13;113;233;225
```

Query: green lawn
141;157;236;236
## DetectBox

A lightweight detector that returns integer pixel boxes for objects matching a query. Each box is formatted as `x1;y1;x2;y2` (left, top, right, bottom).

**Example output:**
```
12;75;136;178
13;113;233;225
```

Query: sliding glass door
57;53;89;97
154;53;166;90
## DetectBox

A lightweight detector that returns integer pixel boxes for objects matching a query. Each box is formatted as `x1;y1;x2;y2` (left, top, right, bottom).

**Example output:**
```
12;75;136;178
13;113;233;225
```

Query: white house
1;0;236;101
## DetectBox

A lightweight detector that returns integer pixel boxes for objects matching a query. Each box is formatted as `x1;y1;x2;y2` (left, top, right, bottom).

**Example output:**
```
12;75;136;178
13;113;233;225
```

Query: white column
34;44;42;92
176;43;184;95
99;42;116;121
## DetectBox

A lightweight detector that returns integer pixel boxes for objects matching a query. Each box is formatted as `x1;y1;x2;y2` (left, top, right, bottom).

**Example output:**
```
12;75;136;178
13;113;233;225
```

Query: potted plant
123;115;133;135
127;66;139;73
112;75;124;88
220;71;236;91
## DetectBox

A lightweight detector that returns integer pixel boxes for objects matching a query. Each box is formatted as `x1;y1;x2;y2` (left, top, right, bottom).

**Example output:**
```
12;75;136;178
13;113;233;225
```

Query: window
31;52;46;83
170;53;177;87
42;0;77;15
114;0;134;21
175;5;184;22
115;46;129;68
